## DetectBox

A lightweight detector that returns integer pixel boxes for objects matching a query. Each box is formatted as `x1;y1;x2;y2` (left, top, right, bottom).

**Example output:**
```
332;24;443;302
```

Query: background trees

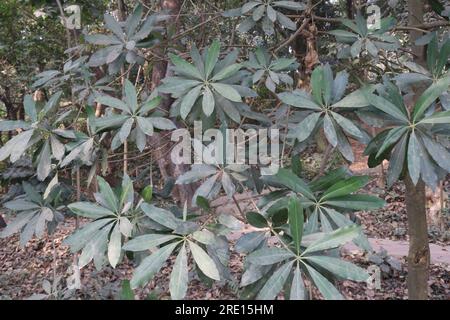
0;0;449;300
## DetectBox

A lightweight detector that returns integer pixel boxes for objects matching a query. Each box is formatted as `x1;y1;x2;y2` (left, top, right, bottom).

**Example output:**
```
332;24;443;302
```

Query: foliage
1;0;449;301
124;203;221;300
329;11;399;59
0;182;64;247
85;4;165;74
0;92;75;180
159;40;257;124
278;64;373;162
244;47;298;93
364;79;450;189
226;1;307;35
95;80;175;151
239;196;368;300
395;33;450;109
64;174;142;269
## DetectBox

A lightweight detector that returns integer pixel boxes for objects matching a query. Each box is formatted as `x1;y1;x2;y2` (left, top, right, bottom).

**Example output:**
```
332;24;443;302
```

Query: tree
0;0;449;300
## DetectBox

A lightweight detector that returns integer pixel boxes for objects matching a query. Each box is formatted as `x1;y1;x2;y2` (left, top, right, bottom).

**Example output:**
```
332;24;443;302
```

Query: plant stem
404;175;430;299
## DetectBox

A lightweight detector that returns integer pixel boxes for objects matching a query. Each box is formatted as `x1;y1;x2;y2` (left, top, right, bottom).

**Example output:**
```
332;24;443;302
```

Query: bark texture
404;175;430;299
405;0;429;300
148;0;196;206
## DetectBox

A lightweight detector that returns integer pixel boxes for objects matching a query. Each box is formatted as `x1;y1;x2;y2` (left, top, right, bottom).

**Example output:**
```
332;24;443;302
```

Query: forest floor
1;141;449;300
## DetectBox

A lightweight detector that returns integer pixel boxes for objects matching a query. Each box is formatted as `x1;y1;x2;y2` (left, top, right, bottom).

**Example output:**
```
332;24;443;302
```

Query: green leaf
242;1;262;14
246;211;268;228
148;117;176;130
124;79;138;113
270;58;297;71
274;168;315;200
350;39;363;58
252;4;265;21
278;91;321;110
421;134;450;172
309;167;350;192
288;196;303;254
68;202;114;219
108;223;122;268
63;218;113;252
419;110;450;124
169;53;203;80
192;229;215;245
304;264;344;300
205;40;220;78
302;225;360;255
169;243;188;300
413;77;450;121
104;13;124;40
136;117;154;136
328;29;358;39
120;280;135;300
211;83;242;102
126;4;143;38
37;140;51;181
311;66;324;105
119;118;134;142
436;39;450;76
0;211;36;238
4;199;39;211
376;126;408;158
130;242;179;288
322;64;333;106
85;34;121;45
290;264;306;300
211;63;241;82
235;231;266;254
0;129;34;162
50;135;64;161
24;95;37;122
0;120;30;132
330;111;364;140
141;185;153;203
202;86;215;116
247;247;295;265
323;114;338;147
365;93;409;123
180;85;202;119
427;34;438;74
96;176;119;212
387;134;408;187
273;1;306;11
292;112;321;143
188;240;220;280
324;194;385;210
139;96;162;116
256;261;294;300
306;255;369;281
96;95;130;114
332;86;374;109
41;91;62;116
123;234;179;251
141;203;180;230
321;176;369;200
407;132;422;185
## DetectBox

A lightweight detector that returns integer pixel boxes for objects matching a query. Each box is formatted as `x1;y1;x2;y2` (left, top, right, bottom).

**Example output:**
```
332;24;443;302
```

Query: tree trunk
148;0;196;206
406;0;429;300
404;175;430;299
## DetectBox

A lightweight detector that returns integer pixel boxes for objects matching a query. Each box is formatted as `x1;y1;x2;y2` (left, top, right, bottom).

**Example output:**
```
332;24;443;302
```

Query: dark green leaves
161;42;247;122
246;211;268;228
